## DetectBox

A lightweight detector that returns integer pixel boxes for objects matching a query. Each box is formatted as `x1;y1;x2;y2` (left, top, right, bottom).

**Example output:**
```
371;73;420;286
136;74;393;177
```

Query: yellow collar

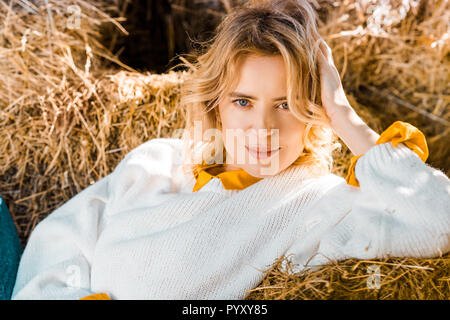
192;166;263;192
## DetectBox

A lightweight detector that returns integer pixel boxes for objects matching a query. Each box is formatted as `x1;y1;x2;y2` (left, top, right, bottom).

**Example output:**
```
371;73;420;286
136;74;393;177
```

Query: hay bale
0;0;134;243
244;253;450;300
314;0;450;173
0;0;448;299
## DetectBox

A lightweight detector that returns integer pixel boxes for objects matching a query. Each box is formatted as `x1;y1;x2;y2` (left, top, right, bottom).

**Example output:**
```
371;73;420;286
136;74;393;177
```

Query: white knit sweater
11;137;450;300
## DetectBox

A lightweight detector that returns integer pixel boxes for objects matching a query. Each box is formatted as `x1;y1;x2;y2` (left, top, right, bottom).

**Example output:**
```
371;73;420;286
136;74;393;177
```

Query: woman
11;0;450;300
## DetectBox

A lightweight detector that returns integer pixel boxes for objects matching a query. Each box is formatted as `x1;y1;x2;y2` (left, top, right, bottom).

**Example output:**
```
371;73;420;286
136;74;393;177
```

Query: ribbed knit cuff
353;139;450;258
354;141;425;192
345;121;428;188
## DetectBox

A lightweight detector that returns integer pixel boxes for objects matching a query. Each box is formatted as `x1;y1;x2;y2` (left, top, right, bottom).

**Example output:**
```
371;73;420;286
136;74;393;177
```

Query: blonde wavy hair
170;0;341;179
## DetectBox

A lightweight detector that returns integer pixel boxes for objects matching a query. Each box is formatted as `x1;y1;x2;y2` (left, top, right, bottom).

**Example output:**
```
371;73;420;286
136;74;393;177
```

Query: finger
319;39;334;65
317;44;329;73
317;41;329;67
316;44;326;67
323;40;335;65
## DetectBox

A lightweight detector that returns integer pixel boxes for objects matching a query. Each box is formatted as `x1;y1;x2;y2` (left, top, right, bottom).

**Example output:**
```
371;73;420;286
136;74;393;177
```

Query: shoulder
307;171;350;195
302;171;360;213
318;172;359;197
108;138;185;194
122;137;184;162
115;137;184;170
318;172;346;186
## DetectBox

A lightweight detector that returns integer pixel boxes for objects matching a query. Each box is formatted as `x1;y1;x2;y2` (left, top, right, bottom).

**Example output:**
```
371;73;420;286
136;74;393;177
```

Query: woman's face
218;54;306;178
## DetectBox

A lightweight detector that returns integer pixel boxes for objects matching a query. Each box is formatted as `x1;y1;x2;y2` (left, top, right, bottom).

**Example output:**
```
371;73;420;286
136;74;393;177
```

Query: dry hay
0;0;449;299
315;0;450;173
0;0;186;242
244;254;450;300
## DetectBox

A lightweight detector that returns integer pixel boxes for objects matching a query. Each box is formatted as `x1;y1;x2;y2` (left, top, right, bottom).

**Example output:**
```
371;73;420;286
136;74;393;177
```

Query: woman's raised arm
303;141;450;268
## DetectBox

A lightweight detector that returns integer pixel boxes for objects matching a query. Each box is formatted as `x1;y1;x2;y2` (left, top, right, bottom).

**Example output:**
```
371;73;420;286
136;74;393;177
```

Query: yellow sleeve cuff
79;293;111;300
345;121;429;188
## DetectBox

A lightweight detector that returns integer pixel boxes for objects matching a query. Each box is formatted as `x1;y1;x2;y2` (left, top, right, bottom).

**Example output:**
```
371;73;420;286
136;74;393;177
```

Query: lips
245;145;280;160
246;146;280;153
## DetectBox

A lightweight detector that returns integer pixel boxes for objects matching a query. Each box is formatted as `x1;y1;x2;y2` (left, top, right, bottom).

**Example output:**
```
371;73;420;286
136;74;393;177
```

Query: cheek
220;110;242;130
280;122;305;152
219;109;237;150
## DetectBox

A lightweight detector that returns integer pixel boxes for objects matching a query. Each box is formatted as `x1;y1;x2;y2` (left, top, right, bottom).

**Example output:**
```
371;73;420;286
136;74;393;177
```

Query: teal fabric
0;194;23;300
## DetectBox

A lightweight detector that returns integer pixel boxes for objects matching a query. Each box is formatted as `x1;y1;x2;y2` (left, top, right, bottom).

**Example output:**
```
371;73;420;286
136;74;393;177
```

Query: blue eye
233;99;250;107
232;99;289;110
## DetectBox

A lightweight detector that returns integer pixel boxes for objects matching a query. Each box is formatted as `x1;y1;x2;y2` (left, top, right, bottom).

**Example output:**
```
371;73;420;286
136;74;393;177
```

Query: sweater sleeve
11;138;181;299
304;140;450;268
11;174;112;300
345;120;429;187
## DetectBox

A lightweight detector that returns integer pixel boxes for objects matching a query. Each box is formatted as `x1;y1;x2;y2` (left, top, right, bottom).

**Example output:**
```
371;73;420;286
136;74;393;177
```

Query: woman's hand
317;39;352;121
317;38;380;156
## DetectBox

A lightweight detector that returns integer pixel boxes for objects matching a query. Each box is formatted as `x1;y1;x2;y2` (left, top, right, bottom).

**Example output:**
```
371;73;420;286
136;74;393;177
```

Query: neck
222;164;243;172
203;164;243;176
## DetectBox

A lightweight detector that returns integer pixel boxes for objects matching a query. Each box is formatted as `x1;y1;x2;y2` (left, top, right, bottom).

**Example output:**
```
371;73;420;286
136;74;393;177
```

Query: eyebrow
229;92;287;101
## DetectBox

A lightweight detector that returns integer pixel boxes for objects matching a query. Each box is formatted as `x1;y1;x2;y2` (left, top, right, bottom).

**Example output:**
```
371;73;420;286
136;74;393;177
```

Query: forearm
329;104;380;156
353;142;450;258
309;142;450;263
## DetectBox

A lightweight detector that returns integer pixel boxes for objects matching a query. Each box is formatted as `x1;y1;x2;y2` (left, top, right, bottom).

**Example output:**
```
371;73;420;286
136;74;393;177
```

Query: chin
244;163;281;178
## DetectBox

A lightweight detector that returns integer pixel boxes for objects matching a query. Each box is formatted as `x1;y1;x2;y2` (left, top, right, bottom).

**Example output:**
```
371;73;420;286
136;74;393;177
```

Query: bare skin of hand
316;38;352;121
316;38;380;156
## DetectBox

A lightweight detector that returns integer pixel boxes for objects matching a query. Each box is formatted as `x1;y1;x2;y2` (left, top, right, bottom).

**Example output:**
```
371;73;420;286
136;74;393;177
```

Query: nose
248;108;277;144
253;106;275;130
